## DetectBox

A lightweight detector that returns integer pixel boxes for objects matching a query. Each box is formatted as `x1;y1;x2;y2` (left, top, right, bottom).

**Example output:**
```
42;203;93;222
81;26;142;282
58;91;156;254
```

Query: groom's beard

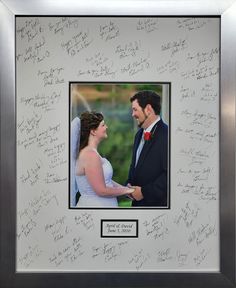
138;111;149;128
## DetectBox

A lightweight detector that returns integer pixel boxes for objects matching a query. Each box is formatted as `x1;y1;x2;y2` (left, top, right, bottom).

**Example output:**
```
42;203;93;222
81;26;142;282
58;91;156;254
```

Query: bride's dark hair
79;111;104;152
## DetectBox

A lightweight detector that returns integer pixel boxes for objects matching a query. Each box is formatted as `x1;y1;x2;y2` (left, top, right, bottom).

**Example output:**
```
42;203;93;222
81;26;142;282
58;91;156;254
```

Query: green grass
118;196;132;207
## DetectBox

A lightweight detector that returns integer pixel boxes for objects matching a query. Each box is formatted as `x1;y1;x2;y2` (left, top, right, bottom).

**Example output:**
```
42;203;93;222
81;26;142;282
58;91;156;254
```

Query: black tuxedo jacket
127;119;168;207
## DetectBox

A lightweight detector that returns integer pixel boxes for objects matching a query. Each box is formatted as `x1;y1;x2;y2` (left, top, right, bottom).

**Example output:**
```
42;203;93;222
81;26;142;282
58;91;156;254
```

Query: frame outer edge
0;7;236;288
221;3;236;284
0;2;16;288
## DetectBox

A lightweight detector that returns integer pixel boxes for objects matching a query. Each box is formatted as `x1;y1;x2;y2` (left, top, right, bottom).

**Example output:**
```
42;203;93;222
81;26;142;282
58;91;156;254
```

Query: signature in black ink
100;21;120;41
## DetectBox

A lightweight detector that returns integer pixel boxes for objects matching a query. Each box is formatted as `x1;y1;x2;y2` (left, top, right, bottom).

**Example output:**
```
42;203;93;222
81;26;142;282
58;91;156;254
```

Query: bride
71;111;134;207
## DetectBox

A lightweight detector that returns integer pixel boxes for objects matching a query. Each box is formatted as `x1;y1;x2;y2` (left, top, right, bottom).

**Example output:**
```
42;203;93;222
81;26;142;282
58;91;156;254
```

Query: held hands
127;184;144;201
125;187;135;194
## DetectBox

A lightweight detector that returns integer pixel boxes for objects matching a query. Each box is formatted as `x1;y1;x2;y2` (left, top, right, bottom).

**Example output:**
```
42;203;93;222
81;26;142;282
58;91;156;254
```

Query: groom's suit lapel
135;121;160;171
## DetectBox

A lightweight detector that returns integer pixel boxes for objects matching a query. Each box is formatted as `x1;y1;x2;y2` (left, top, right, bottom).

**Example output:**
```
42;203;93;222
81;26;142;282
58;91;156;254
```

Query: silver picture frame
0;2;236;287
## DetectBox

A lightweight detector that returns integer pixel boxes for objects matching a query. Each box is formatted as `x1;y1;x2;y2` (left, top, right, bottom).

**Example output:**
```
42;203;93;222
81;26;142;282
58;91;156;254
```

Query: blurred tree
95;84;104;91
136;84;162;95
99;118;134;185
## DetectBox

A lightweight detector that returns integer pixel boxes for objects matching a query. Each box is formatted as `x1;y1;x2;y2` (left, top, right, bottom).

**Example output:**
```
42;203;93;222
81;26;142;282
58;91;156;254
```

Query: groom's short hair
130;90;161;115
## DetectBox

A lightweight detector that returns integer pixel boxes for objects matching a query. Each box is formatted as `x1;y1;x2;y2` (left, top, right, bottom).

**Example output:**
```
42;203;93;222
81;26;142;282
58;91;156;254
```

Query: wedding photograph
69;83;170;209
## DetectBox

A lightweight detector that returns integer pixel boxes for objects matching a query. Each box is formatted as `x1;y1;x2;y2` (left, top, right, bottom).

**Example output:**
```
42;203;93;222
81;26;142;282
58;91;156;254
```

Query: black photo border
69;81;171;210
1;11;236;288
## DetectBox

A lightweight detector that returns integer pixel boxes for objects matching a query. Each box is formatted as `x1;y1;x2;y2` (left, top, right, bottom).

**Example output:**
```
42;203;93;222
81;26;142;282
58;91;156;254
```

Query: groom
127;90;168;207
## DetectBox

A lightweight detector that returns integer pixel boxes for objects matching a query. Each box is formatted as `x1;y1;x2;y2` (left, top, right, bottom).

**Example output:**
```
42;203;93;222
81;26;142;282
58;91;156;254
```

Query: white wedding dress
75;153;118;207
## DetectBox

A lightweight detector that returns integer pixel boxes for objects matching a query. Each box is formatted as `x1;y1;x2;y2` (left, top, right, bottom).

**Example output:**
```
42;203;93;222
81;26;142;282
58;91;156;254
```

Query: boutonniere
143;124;157;141
144;131;152;141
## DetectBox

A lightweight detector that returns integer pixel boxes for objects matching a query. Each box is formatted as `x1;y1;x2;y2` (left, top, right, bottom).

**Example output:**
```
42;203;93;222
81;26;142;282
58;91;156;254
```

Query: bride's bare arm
83;150;133;197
